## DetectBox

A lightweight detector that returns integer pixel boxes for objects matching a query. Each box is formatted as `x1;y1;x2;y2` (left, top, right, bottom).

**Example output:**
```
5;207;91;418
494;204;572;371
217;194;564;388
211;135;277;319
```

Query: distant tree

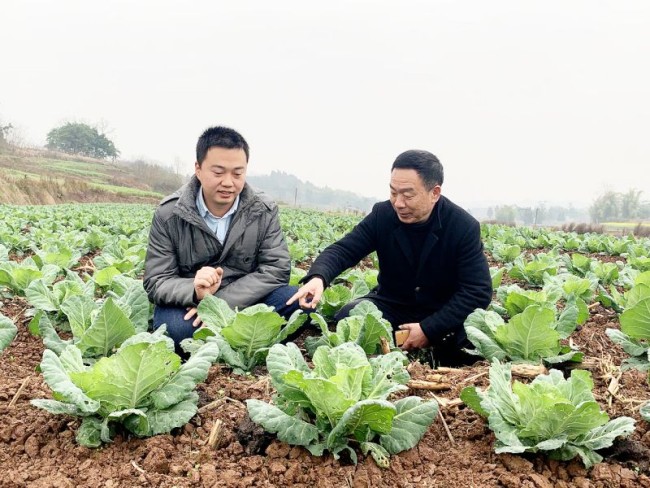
129;158;183;194
495;205;516;224
549;206;567;222
621;189;643;219
0;119;12;147
534;203;547;225
589;191;621;223
639;201;650;219
173;155;185;176
46;122;119;159
518;207;535;225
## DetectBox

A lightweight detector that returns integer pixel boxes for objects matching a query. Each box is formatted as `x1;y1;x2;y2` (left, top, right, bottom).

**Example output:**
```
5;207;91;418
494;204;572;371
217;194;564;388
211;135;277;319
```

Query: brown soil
2;283;650;487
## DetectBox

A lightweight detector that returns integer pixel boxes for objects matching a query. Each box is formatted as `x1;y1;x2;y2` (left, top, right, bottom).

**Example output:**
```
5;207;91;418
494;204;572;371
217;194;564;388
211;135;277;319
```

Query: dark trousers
335;292;478;368
153;285;301;350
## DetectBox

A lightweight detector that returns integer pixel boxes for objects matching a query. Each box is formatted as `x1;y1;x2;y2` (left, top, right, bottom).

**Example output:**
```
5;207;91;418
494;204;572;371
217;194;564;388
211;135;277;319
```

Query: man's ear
432;184;442;202
194;161;201;177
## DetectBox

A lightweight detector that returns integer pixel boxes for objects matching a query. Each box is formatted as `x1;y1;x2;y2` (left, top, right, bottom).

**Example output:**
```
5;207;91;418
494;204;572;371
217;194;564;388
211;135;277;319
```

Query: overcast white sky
2;0;649;208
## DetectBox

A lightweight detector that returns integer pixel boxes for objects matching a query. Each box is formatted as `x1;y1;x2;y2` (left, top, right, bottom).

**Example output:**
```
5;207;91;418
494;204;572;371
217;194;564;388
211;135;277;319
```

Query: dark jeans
153;285;302;350
335;292;478;368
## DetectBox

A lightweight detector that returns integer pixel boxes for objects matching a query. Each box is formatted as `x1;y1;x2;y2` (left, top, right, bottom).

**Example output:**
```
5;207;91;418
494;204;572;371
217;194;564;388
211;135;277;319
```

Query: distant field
602;221;650;229
91;182;163;198
0;148;168;204
601;221;650;235
38;158;110;179
1;168;40;178
603;221;650;227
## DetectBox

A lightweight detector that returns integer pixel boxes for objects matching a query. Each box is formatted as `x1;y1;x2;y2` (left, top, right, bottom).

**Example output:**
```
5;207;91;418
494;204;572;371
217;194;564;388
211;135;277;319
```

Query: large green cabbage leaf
606;280;650;371
0;313;17;354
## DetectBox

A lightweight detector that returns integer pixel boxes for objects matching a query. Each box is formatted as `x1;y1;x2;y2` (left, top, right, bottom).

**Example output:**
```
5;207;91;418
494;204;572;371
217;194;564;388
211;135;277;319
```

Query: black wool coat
306;195;492;346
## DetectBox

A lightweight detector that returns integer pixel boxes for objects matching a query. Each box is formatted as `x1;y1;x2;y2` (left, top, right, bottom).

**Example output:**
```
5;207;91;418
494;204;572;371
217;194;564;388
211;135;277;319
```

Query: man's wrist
312;275;326;286
302;274;327;287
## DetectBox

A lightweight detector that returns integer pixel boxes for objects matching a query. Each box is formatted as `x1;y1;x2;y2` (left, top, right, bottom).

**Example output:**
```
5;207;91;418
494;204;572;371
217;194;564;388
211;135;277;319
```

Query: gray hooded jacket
143;176;290;309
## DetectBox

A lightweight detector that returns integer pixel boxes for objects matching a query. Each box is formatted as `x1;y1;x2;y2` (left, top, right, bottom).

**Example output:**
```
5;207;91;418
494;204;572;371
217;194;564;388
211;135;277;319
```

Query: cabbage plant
543;274;597;304
305;301;396;357
336;268;379;291
464;306;582;365
590;261;620;286
490;267;505;289
33;277;150;361
183;295;308;374
31;245;81;270
25;271;95;317
246;342;437;468
494;283;588;325
28;275;150;357
495;284;559;318
561;253;593;277
289;266;307;286
461;359;635;468
318;281;369;319
508;253;559;287
606;274;650;371
0;258;59;297
491;243;522;263
32;330;219;447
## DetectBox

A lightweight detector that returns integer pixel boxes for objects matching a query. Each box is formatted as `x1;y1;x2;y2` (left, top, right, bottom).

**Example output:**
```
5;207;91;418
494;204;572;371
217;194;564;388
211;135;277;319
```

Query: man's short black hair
196;126;249;165
391;150;443;189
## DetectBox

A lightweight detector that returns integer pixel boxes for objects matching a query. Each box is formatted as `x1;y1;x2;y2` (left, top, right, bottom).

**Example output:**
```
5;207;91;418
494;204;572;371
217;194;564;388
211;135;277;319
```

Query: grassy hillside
0;146;184;205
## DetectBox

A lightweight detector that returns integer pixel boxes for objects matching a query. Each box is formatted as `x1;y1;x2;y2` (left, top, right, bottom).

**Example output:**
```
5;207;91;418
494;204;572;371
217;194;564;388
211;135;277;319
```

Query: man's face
389;168;440;224
195;147;248;216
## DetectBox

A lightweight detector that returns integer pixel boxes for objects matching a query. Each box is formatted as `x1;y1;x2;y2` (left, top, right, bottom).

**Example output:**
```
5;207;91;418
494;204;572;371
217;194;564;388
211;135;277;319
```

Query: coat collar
173;176;256;235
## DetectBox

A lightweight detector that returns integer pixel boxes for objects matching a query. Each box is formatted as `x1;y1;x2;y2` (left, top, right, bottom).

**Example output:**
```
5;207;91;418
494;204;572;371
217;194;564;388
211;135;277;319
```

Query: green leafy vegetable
0;259;58;296
305;301;396;356
246;342;436;467
606;281;650;371
460;359;635;468
35;296;140;359
464;306;582;364
318;281;369;319
184;295;308;373
509;253;559;287
0;313;18;353
31;334;219;446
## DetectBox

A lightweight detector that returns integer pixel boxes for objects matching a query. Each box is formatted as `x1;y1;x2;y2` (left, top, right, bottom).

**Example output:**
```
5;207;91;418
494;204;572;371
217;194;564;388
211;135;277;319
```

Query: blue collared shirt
195;188;240;244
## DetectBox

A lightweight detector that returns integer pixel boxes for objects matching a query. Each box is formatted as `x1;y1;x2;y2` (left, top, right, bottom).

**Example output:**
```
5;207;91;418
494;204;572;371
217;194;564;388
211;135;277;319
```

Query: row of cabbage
1;203;648;268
